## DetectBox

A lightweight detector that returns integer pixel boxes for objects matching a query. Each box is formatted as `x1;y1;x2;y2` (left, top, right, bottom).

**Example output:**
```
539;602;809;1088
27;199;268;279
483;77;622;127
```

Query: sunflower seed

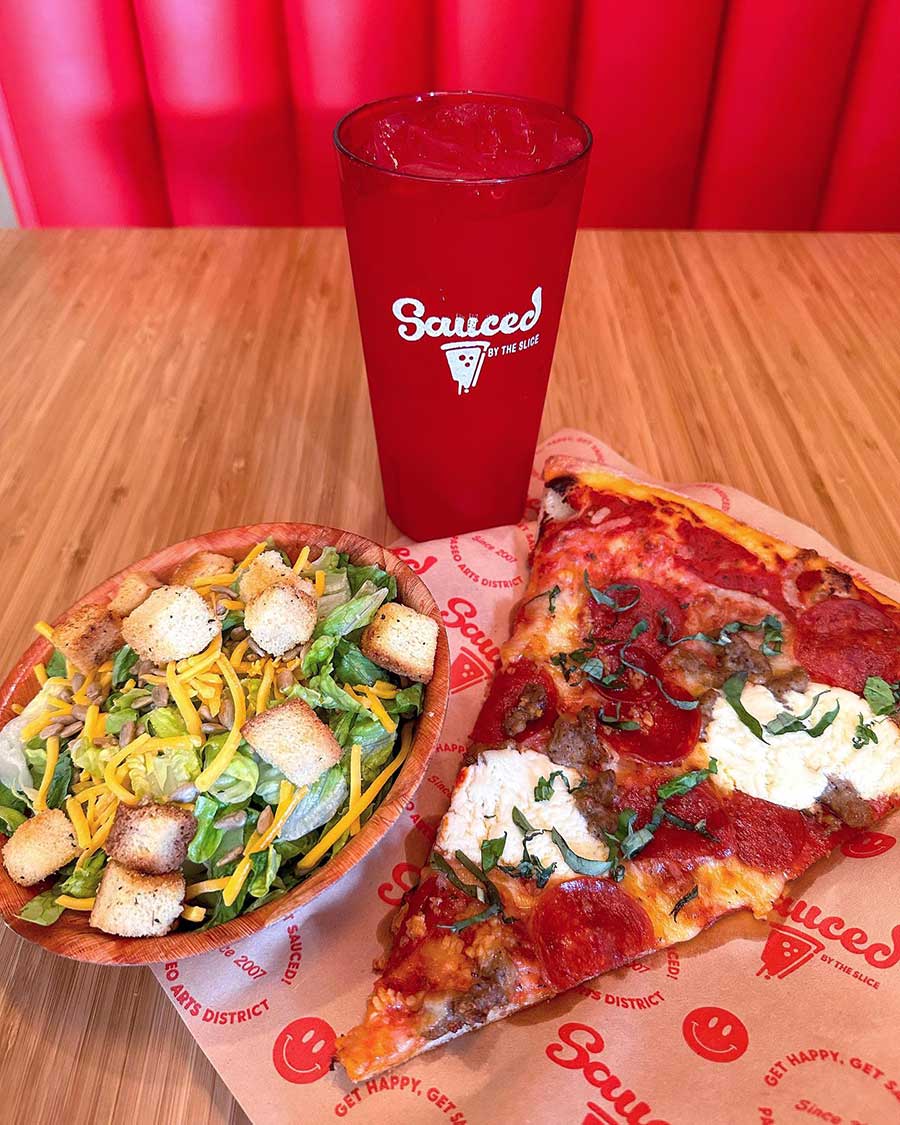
58;720;84;738
198;704;213;722
39;722;64;739
218;695;235;728
170;783;198;802
70;704;88;720
201;721;226;735
216;845;245;868
276;668;294;692
71;673;85;692
151;684;169;708
256;806;274;836
133;695;154;711
118;720;136;746
230;626;247;640
213;810;247;831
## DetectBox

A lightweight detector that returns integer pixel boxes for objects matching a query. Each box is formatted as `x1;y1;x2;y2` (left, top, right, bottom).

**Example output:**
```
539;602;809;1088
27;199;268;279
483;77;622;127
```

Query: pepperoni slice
676;519;789;612
470;659;557;746
587;578;686;661
594;648;701;764
616;782;735;867
794;595;900;693
726;791;832;877
530;877;655;989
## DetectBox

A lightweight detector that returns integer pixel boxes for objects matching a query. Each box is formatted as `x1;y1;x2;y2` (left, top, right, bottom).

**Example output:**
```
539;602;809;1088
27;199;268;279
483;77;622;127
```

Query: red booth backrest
0;0;898;230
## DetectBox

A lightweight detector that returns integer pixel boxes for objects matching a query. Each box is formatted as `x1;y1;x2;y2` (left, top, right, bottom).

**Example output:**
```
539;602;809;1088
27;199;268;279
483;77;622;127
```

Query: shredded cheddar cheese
55;895;95;911
33;663;48;686
181;905;207;923
349;743;362;836
33;621;55;642
292;545;310;573
65;797;92;849
194;655;246;791
359;686;397;734
314;570;326;597
297;727;412;871
256;661;274;714
34;736;60;812
166;661;202;738
234;541;268;573
185;877;230;899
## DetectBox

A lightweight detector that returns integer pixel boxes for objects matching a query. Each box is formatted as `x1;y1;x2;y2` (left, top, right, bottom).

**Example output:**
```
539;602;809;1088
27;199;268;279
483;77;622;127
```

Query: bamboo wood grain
0;228;898;1122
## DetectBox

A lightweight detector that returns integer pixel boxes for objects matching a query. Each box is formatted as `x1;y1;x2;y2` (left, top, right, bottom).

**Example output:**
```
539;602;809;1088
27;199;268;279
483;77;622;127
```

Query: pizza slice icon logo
449;646;494;694
757;923;825;980
442;340;489;394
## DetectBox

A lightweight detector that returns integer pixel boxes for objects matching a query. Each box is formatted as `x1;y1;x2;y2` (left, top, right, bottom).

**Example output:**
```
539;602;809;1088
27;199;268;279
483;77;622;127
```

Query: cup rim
334;89;593;186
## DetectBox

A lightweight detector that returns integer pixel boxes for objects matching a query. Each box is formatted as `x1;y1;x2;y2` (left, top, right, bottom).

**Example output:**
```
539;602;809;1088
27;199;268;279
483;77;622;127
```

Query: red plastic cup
335;91;591;541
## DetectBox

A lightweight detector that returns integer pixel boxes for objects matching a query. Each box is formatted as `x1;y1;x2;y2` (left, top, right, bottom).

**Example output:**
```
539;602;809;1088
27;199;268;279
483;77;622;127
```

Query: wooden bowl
0;523;449;965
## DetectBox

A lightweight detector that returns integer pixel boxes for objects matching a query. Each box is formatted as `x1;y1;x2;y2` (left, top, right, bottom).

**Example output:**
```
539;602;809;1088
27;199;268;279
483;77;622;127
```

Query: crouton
238;549;314;603
121;585;218;664
108;571;162;617
89;860;185;937
244;582;317;657
2;809;78;886
54;603;123;673
106;802;197;875
360;602;438;683
171;550;235;587
242;698;341;787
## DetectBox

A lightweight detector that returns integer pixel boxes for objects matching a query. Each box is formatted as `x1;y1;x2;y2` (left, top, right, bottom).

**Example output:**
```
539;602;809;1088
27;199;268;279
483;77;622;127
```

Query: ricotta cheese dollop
435;746;607;880
702;680;900;810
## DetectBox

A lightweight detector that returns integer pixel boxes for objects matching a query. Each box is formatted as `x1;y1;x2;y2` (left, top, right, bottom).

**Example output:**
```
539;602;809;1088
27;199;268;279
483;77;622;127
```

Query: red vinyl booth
0;0;898;230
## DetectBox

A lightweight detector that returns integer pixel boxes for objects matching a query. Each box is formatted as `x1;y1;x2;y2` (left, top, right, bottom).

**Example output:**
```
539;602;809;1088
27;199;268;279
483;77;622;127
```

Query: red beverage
335;91;591;540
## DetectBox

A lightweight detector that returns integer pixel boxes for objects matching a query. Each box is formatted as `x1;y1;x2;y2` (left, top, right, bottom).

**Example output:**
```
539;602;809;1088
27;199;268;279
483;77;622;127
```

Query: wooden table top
1;228;898;1123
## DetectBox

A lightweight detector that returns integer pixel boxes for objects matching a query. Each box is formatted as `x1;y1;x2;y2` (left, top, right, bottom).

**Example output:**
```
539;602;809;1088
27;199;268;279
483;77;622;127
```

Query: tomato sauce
675;519;789;613
381;875;475;992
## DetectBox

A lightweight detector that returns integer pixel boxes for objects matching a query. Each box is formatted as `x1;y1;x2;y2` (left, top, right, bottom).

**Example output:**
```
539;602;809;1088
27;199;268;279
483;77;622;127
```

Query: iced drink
335;92;591;540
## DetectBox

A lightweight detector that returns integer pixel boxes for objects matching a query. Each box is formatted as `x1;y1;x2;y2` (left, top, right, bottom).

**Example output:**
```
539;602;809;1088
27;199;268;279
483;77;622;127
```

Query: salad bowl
0;522;449;964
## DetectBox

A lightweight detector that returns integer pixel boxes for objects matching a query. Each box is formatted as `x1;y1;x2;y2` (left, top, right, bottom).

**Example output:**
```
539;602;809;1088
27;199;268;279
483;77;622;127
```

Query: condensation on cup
335;91;592;541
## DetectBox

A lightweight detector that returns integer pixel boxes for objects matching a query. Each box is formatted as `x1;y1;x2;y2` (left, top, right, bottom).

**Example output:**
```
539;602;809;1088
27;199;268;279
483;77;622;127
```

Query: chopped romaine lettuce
248;847;280;898
253;756;287;806
314;585;388;639
0;806;26;834
146;706;187;738
278;764;348;841
202;736;258;804
188;794;225;863
301;635;339;678
128;744;201;801
334;640;383;688
346;565;397;601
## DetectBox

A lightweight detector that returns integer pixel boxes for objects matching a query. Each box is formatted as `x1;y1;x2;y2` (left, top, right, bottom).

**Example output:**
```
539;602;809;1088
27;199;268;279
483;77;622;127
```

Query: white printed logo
391;286;543;394
441;341;488;394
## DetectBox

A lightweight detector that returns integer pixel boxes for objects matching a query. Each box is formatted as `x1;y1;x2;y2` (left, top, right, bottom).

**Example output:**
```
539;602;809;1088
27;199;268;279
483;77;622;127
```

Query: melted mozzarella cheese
436;747;607;879
702;681;900;809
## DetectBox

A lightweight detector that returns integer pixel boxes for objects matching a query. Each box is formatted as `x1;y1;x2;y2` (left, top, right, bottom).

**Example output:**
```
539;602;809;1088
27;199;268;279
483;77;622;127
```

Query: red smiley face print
841;831;896;859
272;1016;335;1084
682;1006;749;1063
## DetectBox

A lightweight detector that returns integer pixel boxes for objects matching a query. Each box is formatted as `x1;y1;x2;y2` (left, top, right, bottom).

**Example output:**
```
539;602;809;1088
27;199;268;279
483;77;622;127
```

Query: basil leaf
598;704;640;731
671;885;699;922
583;573;641;612
657;611;783;657
512;806;540;839
480;834;507;873
759;614;784;657
722;674;767;742
852;714;879;750
657;760;718;800
864;676;898;717
111;644;138;688
501;836;557;889
550;828;612;876
431;851;482;901
46;650;67;678
580;657;606;682
805;701;841;738
619;646;698;711
534;775;554;802
525;585;562;615
662;810;717;840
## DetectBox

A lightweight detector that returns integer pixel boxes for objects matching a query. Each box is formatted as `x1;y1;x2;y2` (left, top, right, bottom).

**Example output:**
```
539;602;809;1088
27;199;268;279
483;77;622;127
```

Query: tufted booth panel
0;0;898;230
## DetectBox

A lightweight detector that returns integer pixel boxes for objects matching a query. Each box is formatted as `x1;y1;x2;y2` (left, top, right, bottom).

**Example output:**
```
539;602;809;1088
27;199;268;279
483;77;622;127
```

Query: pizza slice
337;457;900;1080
